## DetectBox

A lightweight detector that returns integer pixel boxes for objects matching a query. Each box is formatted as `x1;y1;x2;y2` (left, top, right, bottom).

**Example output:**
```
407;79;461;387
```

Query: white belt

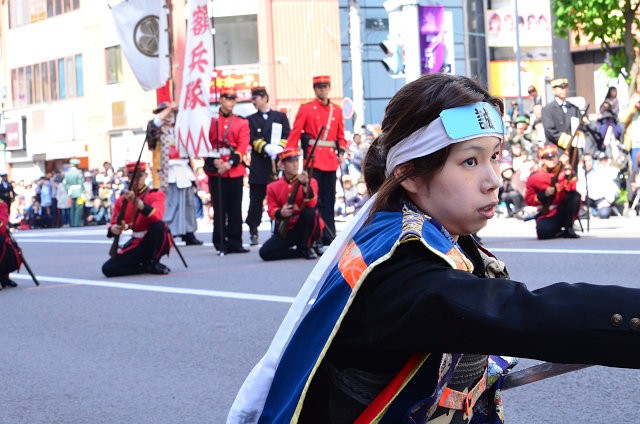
131;230;147;238
211;148;231;156
309;139;336;148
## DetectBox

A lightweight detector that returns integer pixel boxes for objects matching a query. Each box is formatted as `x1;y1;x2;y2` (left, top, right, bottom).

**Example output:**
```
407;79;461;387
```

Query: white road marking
14;236;640;255
489;248;640;255
11;274;295;304
10;235;639;304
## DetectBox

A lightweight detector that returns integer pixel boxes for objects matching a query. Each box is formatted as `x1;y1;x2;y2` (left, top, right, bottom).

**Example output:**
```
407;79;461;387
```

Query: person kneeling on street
259;148;323;261
102;162;172;277
0;197;20;290
525;144;581;239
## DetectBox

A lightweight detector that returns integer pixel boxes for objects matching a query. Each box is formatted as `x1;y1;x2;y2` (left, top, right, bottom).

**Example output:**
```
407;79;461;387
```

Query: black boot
145;261;171;274
562;227;580;239
183;232;203;246
0;277;18;288
249;228;259;246
300;248;318;260
313;241;326;257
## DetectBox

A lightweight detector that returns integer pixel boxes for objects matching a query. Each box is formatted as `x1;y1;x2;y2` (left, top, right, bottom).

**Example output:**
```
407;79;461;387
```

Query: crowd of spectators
335;131;374;217
498;84;638;220
5;161;131;230
3;88;640;235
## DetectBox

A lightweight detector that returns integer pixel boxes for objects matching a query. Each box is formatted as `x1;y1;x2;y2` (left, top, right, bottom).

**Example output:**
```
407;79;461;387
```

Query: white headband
385;102;506;176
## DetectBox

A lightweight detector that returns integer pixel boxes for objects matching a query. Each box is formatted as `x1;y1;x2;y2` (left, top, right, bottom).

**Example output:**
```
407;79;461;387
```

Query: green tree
551;0;640;91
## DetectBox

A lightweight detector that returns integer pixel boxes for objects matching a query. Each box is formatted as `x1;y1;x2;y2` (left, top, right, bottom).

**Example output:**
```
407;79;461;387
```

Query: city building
0;0;620;183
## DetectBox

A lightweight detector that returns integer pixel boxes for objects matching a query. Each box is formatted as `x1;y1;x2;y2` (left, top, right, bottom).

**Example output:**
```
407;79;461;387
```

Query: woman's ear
394;163;423;195
400;176;421;195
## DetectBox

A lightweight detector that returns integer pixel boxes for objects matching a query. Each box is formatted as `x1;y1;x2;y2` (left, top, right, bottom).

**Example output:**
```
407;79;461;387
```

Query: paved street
2;214;640;423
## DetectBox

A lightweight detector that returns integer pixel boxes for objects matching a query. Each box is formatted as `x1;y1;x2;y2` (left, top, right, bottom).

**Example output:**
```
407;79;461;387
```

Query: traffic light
379;39;404;76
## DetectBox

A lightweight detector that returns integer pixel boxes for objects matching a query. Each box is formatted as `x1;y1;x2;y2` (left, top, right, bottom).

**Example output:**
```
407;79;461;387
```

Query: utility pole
349;0;365;133
514;0;523;113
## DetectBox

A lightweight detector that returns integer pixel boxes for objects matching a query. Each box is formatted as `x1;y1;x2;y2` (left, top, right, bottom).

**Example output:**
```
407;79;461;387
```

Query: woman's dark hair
606;86;617;99
363;73;503;215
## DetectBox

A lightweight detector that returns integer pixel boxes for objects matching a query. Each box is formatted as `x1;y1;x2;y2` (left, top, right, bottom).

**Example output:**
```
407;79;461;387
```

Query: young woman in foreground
228;74;640;424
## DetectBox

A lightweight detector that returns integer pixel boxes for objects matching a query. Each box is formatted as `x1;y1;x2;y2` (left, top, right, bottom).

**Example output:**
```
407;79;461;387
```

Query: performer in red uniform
206;87;250;254
287;75;347;246
259;148;323;260
102;162;172;277
0;198;21;290
525;144;581;239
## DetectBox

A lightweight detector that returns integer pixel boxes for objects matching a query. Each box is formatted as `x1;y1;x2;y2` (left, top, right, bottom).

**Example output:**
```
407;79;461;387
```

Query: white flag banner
110;0;170;91
175;0;213;157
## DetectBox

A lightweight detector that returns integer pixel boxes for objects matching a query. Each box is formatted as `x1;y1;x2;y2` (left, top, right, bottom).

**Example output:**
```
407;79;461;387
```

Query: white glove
264;144;283;160
264;144;276;157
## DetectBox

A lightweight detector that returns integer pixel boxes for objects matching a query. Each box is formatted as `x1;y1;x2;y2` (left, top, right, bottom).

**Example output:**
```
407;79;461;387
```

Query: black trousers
246;183;267;233
209;175;244;251
259;208;322;261
0;236;19;278
500;190;525;214
536;191;581;239
313;169;337;244
102;221;170;277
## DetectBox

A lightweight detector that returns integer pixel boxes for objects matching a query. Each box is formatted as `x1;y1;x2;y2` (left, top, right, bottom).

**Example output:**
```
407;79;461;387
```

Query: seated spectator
342;175;356;200
509;115;533;155
345;181;369;215
499;162;525;218
25;198;53;229
629;155;640;215
98;182;114;222
577;152;620;219
86;197;108;226
602;86;619;115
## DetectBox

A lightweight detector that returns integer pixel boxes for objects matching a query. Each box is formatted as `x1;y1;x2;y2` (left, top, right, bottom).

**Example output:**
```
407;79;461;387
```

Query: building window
58;58;65;100
8;0;30;29
25;66;32;104
50;60;58;101
17;68;25;106
65;57;75;98
42;62;50;102
10;0;80;28
106;46;123;84
75;54;84;97
34;63;42;103
10;54;83;106
11;69;19;106
213;14;259;66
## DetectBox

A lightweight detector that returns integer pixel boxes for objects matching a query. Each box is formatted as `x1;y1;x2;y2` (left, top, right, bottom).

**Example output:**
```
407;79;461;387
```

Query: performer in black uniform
245;86;290;246
0;172;15;207
541;77;582;152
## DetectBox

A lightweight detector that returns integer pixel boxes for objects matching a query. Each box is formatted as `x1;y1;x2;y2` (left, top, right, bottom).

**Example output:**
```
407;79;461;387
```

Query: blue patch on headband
439;102;506;141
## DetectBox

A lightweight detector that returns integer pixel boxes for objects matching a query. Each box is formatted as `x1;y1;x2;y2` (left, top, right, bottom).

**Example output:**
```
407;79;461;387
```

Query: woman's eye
464;158;478;166
491;151;501;161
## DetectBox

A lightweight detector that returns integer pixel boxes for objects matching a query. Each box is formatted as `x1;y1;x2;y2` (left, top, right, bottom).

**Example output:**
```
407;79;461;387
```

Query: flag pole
165;0;175;100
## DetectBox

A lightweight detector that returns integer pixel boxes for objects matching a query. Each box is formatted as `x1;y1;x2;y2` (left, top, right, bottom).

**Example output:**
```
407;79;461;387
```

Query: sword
6;231;39;286
168;229;188;268
501;362;592;391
